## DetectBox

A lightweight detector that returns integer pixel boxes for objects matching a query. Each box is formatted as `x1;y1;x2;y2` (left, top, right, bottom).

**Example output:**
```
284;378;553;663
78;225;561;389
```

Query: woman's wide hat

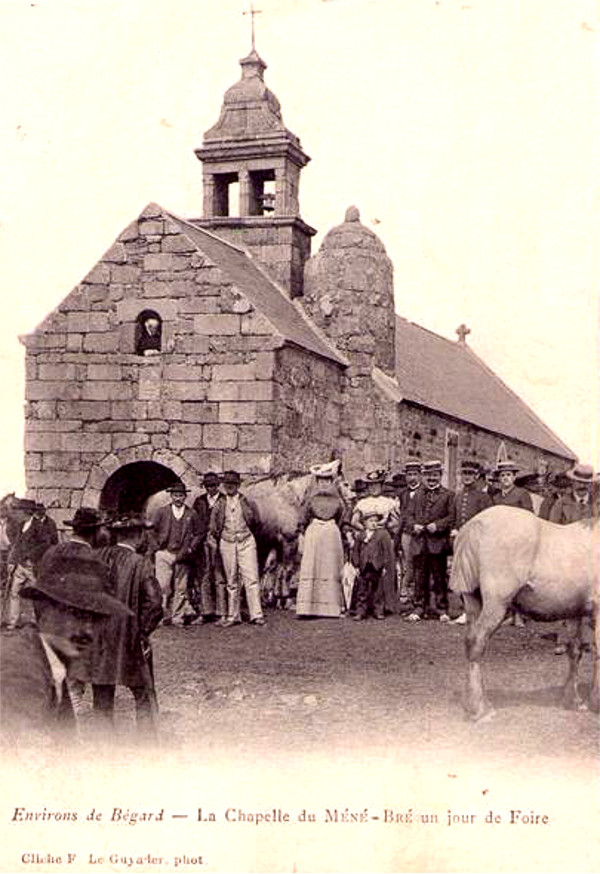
21;556;131;617
364;469;386;484
108;513;153;531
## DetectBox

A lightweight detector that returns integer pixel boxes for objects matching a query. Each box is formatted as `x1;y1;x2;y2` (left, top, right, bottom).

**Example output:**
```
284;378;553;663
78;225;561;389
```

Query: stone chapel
21;48;575;524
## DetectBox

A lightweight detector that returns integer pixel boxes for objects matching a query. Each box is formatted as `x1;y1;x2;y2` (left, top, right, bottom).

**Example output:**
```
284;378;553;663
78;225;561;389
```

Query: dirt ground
106;607;598;765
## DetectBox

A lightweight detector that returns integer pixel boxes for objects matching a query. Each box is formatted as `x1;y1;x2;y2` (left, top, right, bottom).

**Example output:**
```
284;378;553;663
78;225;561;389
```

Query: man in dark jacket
152;483;199;626
92;514;163;734
550;464;596;525
493;460;534;511
0;556;128;749
4;499;58;631
208;470;264;627
190;472;225;624
405;460;455;622
449;459;493;624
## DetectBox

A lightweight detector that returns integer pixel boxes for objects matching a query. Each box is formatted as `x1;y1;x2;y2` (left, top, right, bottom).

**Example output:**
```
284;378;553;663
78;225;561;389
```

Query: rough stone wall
21;203;284;525
192;217;313;298
397;404;571;488
302;207;396;376
271;346;343;472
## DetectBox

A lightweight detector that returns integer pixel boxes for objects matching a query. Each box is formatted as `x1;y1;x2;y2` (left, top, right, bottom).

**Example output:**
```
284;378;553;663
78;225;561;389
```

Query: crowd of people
0;455;597;747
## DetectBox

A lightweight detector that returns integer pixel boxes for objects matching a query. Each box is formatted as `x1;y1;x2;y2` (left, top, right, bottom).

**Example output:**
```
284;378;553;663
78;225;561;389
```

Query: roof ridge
237;246;350;368
462;344;576;458
166;211;248;256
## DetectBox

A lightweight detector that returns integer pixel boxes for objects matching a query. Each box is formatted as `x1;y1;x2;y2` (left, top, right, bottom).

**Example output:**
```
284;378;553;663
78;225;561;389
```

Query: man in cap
550;464;597;525
449;460;493;624
492;460;534;511
152;483;199;626
4;498;58;631
396;459;422;612
90;514;163;733
405;460;455;622
0;556;129;747
208;471;265;627
191;472;226;625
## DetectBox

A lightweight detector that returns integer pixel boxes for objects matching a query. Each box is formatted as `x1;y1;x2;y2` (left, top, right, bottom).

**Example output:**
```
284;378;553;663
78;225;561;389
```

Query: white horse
451;505;599;721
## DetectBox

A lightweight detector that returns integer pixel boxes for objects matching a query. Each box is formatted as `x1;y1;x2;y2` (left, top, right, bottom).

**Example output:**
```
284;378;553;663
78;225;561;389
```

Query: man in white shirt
208;471;265;627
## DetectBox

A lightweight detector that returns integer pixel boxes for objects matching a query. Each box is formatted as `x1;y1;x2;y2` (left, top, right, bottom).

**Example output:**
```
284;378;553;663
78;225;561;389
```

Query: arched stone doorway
99;461;183;515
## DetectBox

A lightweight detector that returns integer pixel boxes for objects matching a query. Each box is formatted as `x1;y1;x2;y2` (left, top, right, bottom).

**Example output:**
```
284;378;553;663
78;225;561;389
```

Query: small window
136;309;162;356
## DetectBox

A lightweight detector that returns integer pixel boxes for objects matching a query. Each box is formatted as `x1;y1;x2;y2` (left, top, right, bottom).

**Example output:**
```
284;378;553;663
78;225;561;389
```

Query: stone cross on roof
456;323;471;344
243;1;262;51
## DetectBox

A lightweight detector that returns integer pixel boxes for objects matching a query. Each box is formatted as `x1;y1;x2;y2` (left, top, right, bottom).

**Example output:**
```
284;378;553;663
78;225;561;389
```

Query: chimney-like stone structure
193;49;315;298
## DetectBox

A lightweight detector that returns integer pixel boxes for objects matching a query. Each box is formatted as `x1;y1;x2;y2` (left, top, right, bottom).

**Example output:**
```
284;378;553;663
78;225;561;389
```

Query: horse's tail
450;518;483;595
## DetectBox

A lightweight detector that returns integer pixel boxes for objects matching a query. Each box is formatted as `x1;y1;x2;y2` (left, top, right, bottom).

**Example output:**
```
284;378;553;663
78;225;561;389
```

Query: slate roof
395;316;575;459
169;214;347;367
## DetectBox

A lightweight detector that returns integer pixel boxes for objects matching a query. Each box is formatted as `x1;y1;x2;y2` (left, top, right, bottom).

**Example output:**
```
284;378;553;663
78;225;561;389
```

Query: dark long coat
0;629;75;744
406;486;455;555
10;516;58;568
549;494;594;525
91;545;163;688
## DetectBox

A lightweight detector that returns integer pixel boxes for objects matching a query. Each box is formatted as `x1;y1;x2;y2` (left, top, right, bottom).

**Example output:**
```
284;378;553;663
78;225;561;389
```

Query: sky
0;0;599;495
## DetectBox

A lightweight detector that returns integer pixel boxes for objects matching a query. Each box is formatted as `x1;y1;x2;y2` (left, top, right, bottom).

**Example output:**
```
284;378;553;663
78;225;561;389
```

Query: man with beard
0;557;129;747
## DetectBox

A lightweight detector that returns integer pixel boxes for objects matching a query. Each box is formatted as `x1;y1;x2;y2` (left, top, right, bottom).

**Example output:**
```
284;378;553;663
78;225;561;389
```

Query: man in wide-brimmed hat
89;514;163;733
191;472;226;626
4;498;58;632
0;556;129;745
492;460;534;511
550;464;597;525
405;460;455;622
208;471;265;627
152;483;199;626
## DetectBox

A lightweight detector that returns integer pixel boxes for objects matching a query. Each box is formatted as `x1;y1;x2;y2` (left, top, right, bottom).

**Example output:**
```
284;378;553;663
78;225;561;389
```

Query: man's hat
353;478;367;493
202;472;220;485
496;460;520;474
21;556;131;617
64;507;104;530
34;501;46;513
403;459;421;473
567;463;596;484
391;472;406;484
460;459;480;473
167;482;189;494
364;469;386;484
421;460;443;474
108;513;153;532
13;498;37;514
222;470;242;485
382;480;398;496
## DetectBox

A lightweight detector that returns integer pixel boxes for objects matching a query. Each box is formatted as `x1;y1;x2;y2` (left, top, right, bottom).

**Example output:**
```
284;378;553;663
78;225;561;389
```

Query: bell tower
193;48;316;297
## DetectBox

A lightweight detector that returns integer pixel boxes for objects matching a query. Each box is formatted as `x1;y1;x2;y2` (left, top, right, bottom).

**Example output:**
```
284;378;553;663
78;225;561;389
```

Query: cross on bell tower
243;1;262;51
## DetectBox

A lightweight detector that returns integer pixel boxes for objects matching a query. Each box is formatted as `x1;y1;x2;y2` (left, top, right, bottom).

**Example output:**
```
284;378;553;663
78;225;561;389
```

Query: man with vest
152;484;199;626
208;470;265;627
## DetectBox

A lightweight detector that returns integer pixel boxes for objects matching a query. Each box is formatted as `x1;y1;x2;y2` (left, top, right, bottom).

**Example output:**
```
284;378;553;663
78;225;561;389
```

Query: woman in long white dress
295;464;346;618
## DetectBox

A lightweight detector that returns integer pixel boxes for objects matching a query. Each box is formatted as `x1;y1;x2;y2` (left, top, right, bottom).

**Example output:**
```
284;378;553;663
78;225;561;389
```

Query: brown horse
450;506;599;721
